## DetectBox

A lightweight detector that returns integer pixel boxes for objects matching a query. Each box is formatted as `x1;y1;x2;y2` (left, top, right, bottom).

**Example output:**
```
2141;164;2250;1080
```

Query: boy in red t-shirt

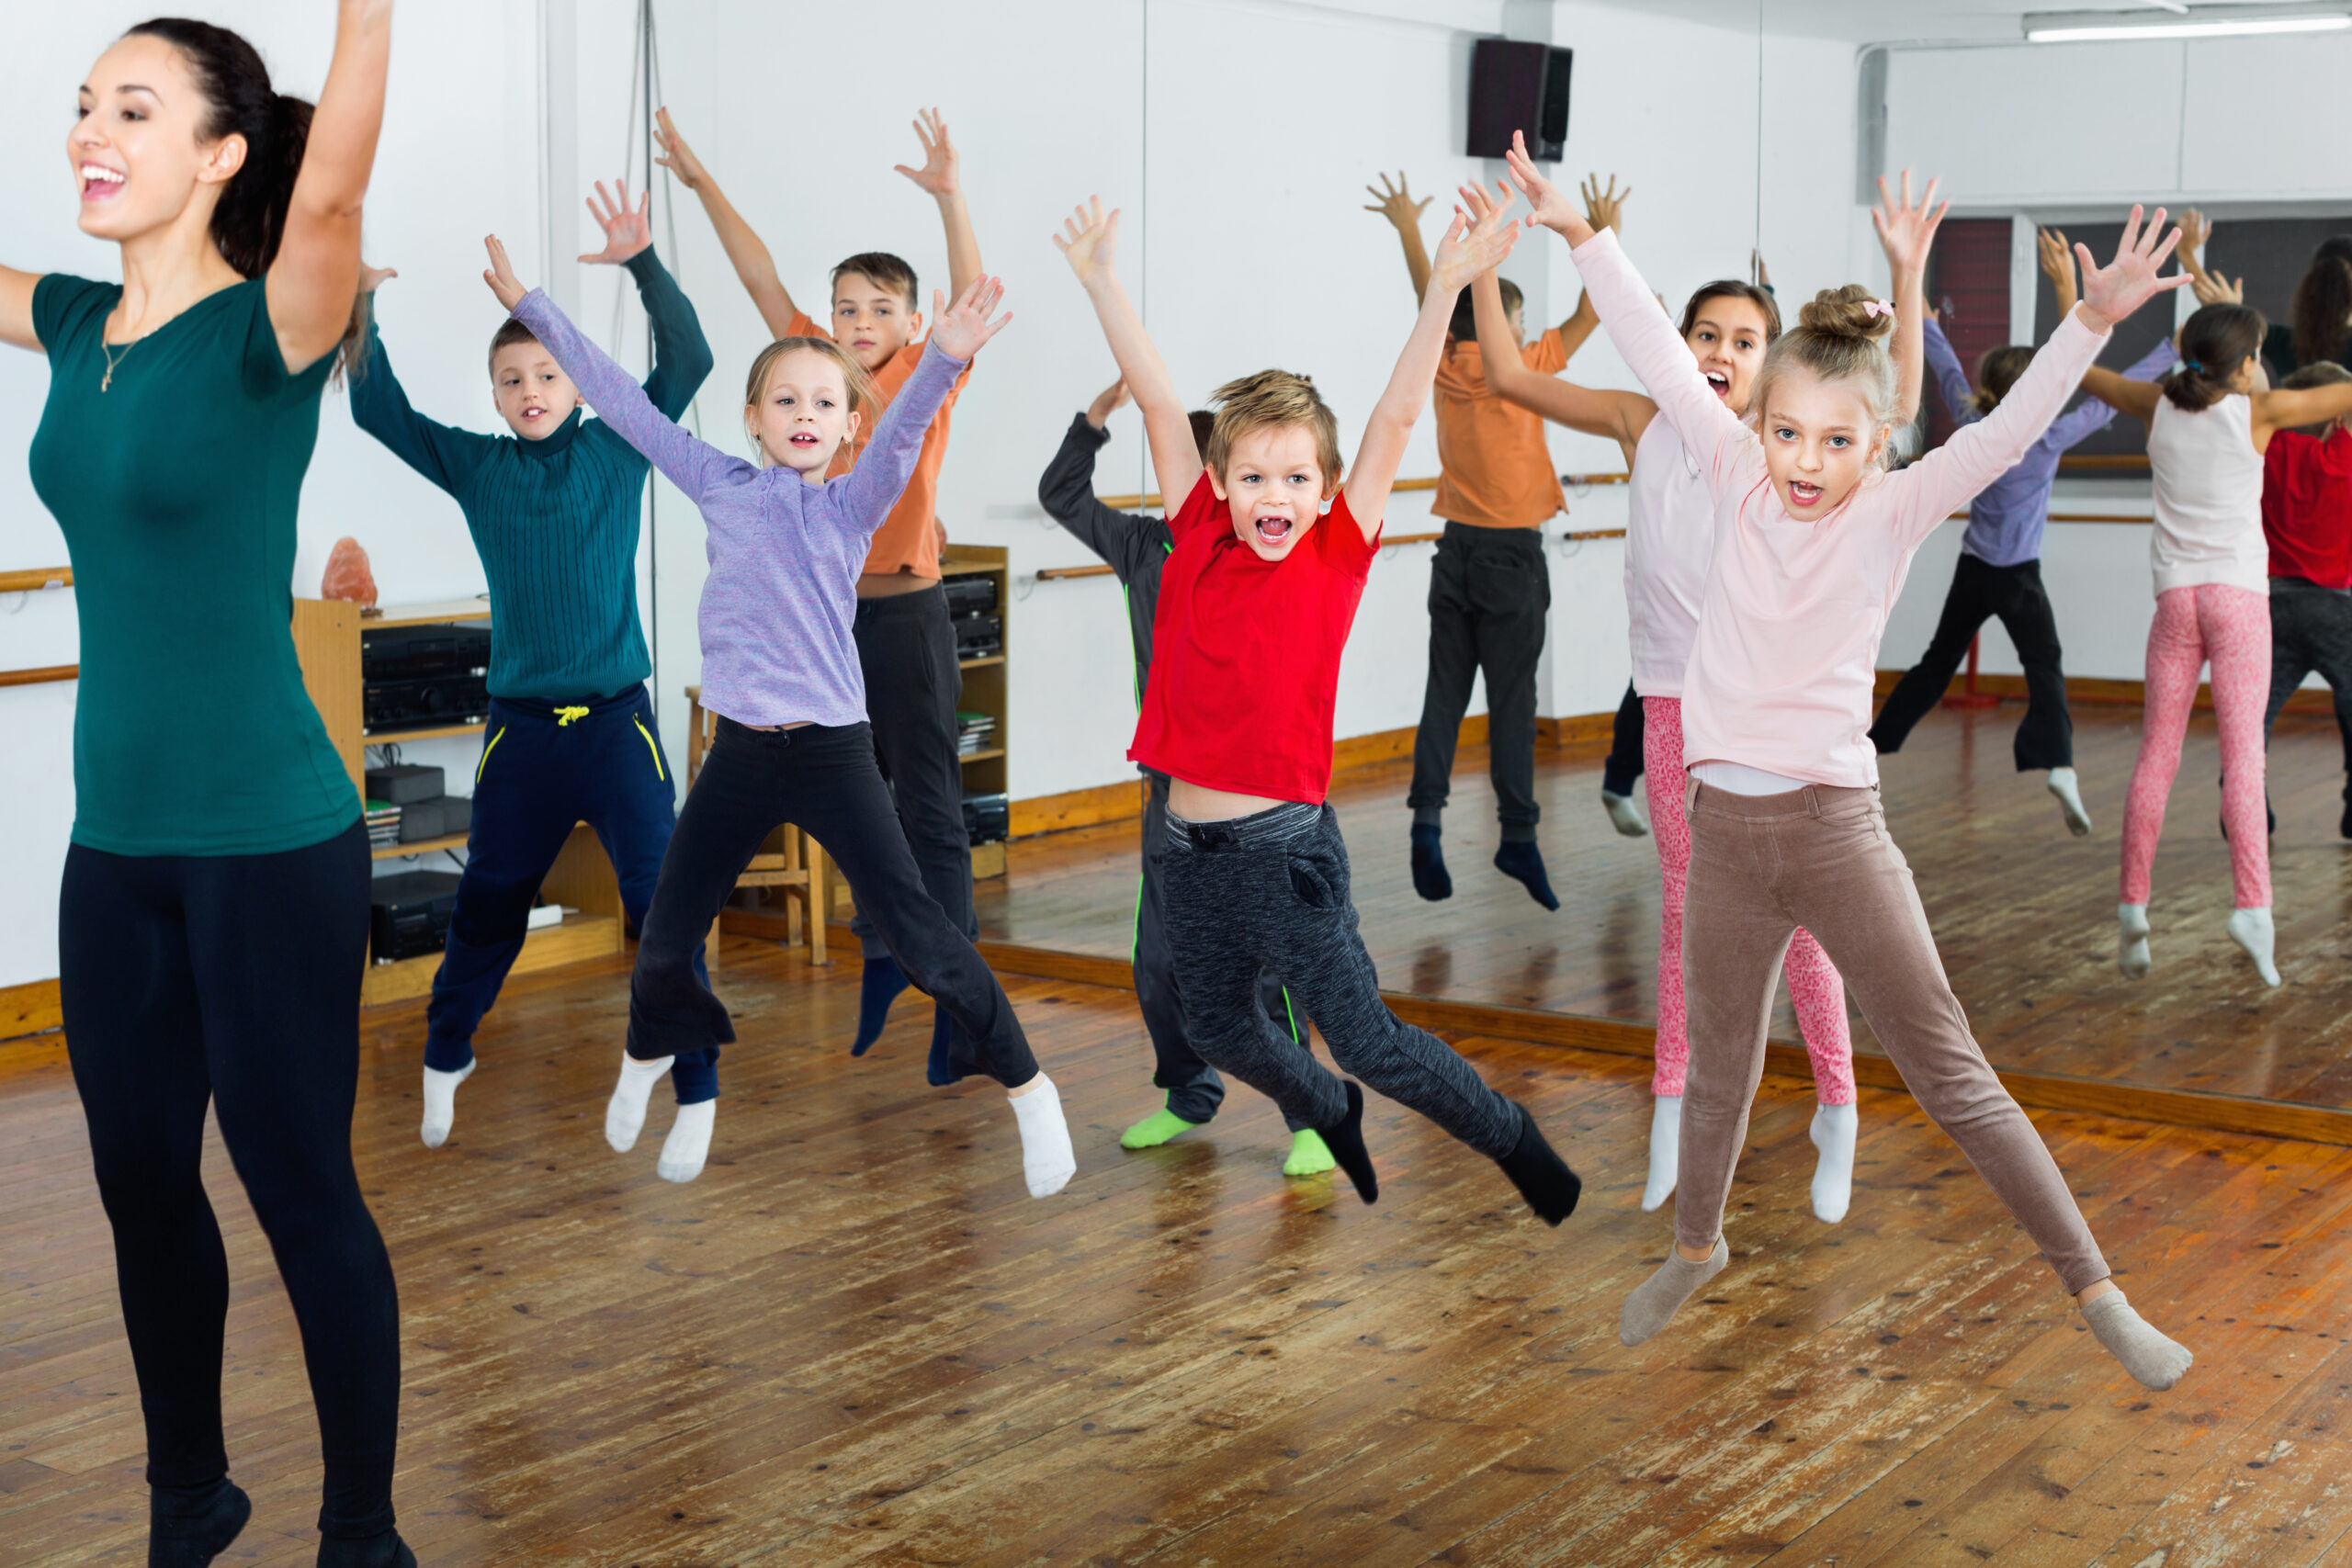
658;107;984;1075
2260;361;2352;836
1054;192;1580;1221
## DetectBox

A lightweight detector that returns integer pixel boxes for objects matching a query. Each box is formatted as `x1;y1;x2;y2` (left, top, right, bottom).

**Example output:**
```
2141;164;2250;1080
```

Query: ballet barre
0;568;76;687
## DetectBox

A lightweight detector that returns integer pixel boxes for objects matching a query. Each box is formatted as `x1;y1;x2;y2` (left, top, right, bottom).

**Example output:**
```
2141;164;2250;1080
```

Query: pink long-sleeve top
1571;229;2112;788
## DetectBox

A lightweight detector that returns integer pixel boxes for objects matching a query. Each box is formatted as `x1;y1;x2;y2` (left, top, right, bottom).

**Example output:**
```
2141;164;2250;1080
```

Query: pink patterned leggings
2120;584;2273;910
1643;696;1858;1104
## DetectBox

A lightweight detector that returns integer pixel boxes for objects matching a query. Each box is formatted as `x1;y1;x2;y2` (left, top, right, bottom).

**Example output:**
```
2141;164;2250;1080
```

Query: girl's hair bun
1797;284;1896;344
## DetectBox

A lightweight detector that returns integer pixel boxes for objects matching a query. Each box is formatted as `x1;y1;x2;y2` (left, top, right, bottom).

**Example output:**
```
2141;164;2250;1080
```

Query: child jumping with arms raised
1504;134;2194;1388
1054;191;1580;1220
480;237;1076;1199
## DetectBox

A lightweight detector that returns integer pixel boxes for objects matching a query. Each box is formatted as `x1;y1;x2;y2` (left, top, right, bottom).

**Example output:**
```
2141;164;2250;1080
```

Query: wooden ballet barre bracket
0;567;73;594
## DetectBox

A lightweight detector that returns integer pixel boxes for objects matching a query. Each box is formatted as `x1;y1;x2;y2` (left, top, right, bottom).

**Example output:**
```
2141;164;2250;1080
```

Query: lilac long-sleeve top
511;288;966;728
1924;315;2175;567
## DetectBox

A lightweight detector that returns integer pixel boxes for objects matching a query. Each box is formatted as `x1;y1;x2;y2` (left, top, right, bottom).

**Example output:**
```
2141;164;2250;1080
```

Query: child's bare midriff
1168;780;1290;822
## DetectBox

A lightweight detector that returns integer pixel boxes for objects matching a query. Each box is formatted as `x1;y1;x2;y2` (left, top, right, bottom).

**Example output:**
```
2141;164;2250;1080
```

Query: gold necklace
99;335;134;393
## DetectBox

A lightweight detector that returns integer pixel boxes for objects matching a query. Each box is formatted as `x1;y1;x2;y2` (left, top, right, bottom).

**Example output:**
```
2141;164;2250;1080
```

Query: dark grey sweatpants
1159;800;1522;1158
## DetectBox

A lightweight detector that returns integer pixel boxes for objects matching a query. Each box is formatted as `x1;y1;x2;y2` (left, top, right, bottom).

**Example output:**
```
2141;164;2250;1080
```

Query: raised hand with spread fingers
579;177;651;266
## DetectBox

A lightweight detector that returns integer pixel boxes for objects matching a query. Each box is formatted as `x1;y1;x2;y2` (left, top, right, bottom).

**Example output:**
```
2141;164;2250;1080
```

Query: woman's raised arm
266;0;392;372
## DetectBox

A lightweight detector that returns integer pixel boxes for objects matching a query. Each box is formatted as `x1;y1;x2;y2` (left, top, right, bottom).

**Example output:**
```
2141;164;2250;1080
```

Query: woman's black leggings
58;820;401;1541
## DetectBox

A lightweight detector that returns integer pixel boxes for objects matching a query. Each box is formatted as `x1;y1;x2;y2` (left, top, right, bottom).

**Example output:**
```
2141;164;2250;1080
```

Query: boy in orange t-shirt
659;107;982;1075
1364;172;1597;911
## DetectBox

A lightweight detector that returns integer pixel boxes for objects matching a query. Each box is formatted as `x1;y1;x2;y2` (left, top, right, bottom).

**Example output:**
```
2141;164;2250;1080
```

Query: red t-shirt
2261;428;2352;590
1128;472;1379;803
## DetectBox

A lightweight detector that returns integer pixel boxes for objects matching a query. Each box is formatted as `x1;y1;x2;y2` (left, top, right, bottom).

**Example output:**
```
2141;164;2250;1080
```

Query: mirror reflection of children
1054;190;1583;1223
1871;227;2175;836
1510;134;2195;1389
1365;171;1592;907
2084;303;2352;987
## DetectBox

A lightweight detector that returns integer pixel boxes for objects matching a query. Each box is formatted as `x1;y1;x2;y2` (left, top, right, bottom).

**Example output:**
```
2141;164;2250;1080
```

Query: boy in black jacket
1038;378;1334;1177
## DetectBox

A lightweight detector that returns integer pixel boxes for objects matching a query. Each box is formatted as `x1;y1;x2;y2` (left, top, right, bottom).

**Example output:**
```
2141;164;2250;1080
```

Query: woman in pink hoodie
1498;135;2195;1392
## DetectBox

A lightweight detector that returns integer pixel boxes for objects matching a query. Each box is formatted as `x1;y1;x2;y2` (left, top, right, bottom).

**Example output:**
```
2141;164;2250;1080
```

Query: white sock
1809;1100;1858;1224
606;1052;674;1153
657;1100;716;1183
2117;903;2152;980
2082;1290;2194;1391
1008;1074;1077;1198
1601;789;1651;839
2227;906;2281;988
2047;767;2092;837
1642;1094;1681;1212
420;1061;475;1149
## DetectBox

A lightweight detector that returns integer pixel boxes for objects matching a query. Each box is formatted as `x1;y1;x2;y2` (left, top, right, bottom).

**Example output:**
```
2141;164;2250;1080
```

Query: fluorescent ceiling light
2026;10;2350;41
2030;17;2347;39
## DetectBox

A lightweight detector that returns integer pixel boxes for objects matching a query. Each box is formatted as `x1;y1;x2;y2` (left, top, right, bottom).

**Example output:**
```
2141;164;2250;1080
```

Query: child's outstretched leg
618;720;792;1181
2202;585;2280;986
2118;589;2202;976
1125;775;1229;1149
1602;682;1650;836
1781;929;1858;1224
1253;804;1580;1223
1778;785;2189;1389
1640;698;1690;1211
798;725;1073;1196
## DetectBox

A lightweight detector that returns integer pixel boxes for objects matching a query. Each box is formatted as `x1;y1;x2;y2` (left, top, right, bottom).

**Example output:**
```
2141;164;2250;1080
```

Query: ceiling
1611;0;2335;45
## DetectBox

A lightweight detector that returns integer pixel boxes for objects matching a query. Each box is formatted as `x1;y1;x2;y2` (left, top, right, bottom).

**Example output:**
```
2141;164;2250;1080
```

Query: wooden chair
685;685;830;967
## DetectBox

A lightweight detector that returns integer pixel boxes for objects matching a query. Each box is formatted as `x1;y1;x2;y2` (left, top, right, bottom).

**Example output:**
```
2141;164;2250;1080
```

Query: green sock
1283;1128;1337;1177
1121;1104;1204;1149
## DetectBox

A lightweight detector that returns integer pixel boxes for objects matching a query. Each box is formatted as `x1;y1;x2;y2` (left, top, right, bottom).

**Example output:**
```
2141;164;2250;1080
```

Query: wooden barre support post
0;567;73;594
0;664;78;688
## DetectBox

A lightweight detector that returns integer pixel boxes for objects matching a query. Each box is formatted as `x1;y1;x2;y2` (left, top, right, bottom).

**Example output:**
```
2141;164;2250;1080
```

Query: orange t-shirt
1430;327;1568;529
786;310;971;579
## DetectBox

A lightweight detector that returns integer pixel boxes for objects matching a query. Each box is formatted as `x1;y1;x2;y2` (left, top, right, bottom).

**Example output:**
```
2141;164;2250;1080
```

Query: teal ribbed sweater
350;248;713;701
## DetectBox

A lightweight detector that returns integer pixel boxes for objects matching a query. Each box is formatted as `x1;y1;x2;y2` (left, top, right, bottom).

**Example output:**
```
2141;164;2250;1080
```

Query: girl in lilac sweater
481;240;1075;1200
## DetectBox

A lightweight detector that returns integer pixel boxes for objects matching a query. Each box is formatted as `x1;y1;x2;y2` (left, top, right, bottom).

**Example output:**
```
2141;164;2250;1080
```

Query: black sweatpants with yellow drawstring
424;682;713;1100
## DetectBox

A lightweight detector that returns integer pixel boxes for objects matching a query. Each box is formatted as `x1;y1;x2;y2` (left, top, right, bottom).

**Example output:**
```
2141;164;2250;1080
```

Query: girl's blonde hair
741;337;881;465
1750;286;1901;467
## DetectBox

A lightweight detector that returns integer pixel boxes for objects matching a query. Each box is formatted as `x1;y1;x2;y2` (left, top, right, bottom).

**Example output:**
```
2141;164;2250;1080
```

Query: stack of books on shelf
956;710;996;756
364;799;403;849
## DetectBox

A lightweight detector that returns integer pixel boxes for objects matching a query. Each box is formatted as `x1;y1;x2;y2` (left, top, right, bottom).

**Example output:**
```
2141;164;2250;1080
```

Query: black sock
1492;840;1560;911
149;1480;250;1568
851;954;908;1056
924;1001;972;1088
1316;1080;1379;1203
1497;1102;1582;1225
316;1532;415;1568
1410;823;1452;902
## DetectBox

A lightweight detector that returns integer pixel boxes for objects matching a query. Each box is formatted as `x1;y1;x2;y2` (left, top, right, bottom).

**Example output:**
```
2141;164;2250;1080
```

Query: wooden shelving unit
943;544;1010;881
291;595;625;1005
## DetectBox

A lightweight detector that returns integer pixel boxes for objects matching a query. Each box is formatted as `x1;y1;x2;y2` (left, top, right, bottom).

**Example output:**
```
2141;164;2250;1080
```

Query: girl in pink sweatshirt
1502;135;2196;1392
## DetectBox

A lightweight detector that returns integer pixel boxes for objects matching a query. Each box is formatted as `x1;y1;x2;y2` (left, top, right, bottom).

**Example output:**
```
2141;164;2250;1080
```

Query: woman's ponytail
124;20;314;278
2290;238;2352;371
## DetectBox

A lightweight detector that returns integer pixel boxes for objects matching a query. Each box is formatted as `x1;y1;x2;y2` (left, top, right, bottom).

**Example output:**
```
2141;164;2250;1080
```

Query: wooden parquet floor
978;704;2352;1110
7;936;2352;1564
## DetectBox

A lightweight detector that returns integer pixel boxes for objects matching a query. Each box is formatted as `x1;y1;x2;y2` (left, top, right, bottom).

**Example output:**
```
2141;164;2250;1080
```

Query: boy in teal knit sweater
352;180;718;1172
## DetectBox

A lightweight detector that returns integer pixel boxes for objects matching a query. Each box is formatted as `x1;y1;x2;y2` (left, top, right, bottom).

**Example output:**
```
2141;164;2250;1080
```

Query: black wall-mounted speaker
1466;39;1572;162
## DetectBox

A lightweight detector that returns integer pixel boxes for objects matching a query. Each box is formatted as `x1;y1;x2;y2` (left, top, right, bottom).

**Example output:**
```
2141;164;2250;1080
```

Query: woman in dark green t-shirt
0;10;411;1565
